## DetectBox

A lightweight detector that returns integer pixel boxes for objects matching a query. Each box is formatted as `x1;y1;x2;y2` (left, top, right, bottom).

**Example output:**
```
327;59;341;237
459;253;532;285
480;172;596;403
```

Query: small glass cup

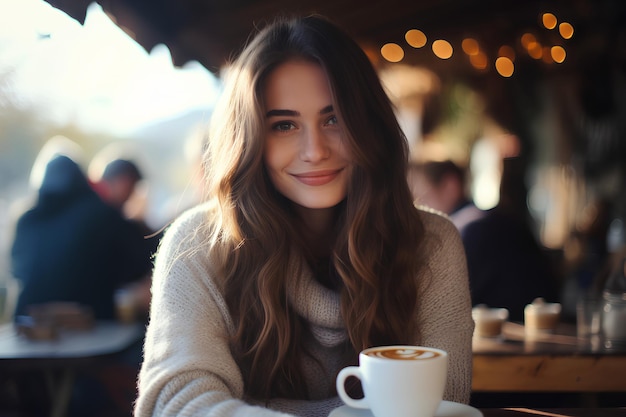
524;298;561;336
472;305;509;338
576;295;600;339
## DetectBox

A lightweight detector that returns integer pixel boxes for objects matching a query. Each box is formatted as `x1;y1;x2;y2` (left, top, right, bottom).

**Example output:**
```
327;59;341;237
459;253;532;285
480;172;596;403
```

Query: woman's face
263;60;352;210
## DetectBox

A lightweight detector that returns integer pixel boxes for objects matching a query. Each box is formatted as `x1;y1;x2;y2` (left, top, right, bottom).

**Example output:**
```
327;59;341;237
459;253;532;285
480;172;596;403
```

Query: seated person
91;158;144;212
461;157;559;321
134;15;473;417
11;155;154;321
408;159;484;233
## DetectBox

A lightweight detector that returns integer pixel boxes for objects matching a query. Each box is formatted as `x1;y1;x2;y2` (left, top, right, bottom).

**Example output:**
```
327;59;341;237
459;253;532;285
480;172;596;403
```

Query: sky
0;0;221;137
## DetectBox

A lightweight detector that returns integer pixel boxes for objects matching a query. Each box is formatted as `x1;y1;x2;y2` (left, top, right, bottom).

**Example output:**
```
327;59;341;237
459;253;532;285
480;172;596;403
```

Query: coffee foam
365;347;440;360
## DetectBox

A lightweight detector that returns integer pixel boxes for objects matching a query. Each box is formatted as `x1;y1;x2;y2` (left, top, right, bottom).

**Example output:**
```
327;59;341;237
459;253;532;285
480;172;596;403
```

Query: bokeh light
521;33;536;49
551;46;566;63
527;41;543;59
432;39;453;59
495;57;514;77
462;38;480;56
470;51;488;70
405;29;427;48
559;22;574;39
542;13;557;29
381;43;404;62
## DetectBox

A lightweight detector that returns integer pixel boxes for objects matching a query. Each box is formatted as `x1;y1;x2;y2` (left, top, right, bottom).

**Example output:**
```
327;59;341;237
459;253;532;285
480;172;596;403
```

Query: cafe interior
39;0;626;252
1;0;626;415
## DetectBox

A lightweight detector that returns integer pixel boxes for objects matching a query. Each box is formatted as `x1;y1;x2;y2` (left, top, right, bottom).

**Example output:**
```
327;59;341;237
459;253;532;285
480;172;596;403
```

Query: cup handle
336;366;368;409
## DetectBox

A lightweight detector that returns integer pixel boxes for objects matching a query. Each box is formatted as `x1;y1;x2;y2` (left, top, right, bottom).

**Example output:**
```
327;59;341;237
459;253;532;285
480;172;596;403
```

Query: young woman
135;15;473;417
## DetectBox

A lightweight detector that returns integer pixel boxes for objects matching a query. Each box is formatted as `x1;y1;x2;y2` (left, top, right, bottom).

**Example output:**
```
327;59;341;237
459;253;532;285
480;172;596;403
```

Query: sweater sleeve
414;210;474;404
134;206;296;417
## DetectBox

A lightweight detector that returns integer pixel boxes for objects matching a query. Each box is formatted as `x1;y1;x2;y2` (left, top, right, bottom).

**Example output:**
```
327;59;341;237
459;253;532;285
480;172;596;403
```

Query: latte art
365;347;441;360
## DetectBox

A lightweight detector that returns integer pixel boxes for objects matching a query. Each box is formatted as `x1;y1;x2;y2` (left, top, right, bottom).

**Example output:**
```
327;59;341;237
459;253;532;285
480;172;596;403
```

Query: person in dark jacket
11;155;154;320
461;157;559;321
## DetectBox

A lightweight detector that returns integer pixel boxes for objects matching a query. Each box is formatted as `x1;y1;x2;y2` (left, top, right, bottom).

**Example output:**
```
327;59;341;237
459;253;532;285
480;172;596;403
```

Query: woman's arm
414;210;474;404
134;207;295;417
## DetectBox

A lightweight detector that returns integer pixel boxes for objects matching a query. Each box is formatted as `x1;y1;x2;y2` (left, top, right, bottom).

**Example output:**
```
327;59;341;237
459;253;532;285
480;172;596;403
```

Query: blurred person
408;159;485;233
91;158;144;212
87;144;153;224
461;156;559;321
135;15;473;417
3;136;87;324
11;155;154;320
7;135;86;233
28;135;87;192
10;154;156;416
90;156;161;320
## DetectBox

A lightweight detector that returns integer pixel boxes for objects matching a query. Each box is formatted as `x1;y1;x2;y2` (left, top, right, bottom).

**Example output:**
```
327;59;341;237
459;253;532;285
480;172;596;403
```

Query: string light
521;33;536;49
542;13;557;30
559;22;574;39
381;43;404;62
551;46;566;63
405;29;427;48
462;38;480;56
495;57;514;77
432;40;453;59
470;51;488;70
377;7;575;77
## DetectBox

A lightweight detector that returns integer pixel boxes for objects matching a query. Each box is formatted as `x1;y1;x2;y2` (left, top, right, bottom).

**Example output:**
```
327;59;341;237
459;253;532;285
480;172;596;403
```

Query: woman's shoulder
413;205;465;263
415;205;458;239
159;202;216;253
167;201;215;231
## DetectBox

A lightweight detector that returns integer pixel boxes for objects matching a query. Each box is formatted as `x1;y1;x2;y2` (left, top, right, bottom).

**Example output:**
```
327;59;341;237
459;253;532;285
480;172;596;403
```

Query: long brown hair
204;15;425;400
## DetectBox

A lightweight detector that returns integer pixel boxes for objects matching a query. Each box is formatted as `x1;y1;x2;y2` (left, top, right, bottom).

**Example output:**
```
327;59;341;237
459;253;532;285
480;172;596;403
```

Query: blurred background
1;0;625;321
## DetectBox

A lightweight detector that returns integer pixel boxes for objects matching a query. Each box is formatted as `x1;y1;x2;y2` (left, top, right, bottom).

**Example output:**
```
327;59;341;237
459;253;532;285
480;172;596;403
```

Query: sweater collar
286;256;348;347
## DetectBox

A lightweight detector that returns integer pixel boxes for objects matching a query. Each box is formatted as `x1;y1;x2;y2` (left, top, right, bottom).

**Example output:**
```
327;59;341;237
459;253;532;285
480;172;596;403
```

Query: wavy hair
204;15;425;399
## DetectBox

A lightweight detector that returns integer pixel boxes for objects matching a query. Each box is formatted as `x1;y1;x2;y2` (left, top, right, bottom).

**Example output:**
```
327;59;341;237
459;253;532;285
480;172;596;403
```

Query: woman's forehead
263;61;333;112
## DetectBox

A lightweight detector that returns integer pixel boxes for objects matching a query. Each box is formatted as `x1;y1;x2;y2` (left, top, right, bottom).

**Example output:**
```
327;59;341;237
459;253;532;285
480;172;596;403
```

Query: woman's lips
292;169;342;186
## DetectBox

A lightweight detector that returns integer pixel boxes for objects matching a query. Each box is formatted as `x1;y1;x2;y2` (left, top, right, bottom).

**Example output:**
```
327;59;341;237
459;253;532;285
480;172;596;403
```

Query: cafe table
0;320;144;417
472;322;626;395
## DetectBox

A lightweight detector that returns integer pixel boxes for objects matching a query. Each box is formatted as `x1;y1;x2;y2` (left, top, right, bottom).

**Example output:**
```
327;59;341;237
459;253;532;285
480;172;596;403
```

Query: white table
0;320;144;417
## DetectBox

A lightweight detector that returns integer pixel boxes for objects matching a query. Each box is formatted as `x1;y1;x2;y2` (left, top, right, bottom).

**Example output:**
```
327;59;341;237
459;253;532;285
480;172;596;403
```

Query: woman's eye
325;115;338;126
272;121;295;132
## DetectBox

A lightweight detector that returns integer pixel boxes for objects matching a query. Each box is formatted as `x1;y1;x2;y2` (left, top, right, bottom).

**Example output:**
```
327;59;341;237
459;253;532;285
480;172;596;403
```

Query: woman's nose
300;127;330;162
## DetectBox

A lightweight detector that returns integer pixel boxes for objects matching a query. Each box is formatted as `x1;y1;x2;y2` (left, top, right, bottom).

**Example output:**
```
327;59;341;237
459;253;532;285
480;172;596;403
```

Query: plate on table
328;400;483;417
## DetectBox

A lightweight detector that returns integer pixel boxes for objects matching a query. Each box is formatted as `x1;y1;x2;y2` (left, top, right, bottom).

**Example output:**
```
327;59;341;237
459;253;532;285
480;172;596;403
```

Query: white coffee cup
336;345;448;417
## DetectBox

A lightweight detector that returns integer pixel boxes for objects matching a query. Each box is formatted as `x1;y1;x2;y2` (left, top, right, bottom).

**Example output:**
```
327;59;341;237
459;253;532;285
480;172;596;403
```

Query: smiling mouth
292;169;343;186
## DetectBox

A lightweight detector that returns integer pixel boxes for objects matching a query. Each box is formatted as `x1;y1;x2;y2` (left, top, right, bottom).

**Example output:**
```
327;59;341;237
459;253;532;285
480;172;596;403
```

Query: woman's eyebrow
266;109;299;118
265;105;333;118
320;105;333;115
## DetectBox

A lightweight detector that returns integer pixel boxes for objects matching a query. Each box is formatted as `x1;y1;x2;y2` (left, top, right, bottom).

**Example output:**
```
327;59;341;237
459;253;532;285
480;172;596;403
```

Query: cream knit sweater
135;204;474;417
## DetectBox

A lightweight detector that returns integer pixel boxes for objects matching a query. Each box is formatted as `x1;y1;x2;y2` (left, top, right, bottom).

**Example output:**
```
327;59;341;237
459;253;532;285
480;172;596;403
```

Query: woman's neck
293;205;337;259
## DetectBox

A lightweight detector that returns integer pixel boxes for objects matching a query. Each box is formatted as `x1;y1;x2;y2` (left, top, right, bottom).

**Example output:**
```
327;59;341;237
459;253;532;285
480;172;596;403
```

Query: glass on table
472;305;509;339
576;294;600;340
524;298;561;336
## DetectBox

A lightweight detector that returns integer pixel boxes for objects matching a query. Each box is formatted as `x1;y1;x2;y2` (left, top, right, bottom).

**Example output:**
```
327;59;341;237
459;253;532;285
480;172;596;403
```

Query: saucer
328;400;483;417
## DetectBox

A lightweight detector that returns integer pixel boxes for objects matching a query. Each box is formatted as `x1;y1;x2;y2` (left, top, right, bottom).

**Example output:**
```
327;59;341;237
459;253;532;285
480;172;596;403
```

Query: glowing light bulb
432;39;453;59
381;43;404;63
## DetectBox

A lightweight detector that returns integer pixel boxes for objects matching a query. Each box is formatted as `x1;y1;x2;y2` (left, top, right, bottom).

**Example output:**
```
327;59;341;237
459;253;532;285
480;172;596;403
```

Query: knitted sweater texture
135;204;474;417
